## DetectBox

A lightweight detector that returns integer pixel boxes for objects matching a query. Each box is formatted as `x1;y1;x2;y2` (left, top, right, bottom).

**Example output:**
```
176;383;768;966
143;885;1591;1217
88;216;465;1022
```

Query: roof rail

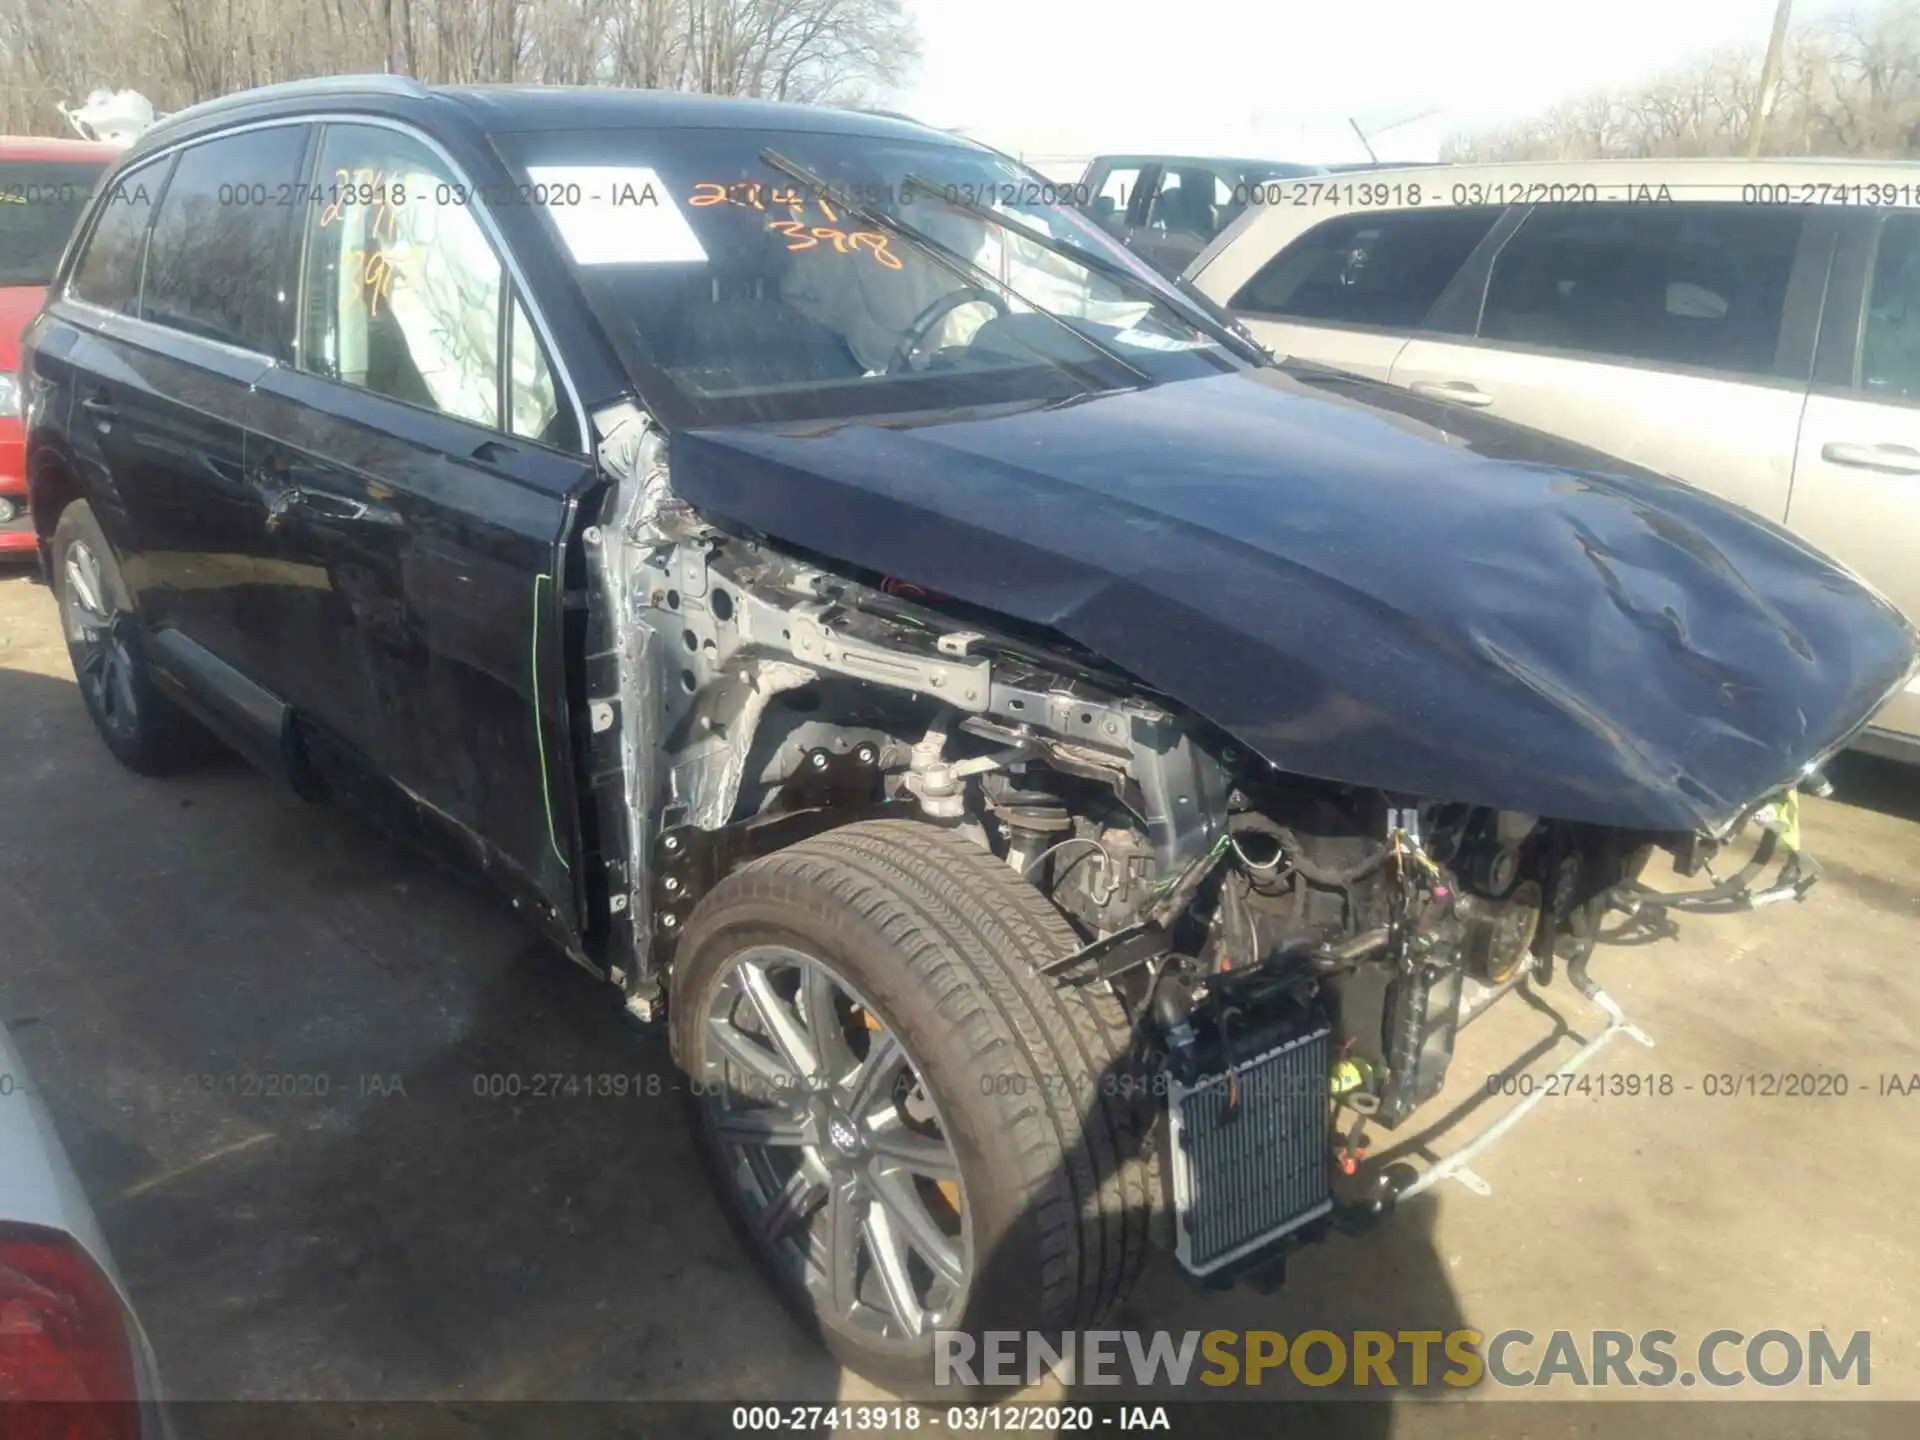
138;74;431;144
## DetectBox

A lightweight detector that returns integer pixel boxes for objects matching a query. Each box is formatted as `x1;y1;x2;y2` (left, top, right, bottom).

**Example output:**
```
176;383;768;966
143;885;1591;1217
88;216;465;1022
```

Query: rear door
62;126;309;667
243;119;594;913
1220;204;1507;380
1787;209;1920;746
1389;202;1831;522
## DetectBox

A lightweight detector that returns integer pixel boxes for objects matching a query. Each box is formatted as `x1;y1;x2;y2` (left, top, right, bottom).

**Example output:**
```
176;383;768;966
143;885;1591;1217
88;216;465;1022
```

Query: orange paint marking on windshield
691;179;901;270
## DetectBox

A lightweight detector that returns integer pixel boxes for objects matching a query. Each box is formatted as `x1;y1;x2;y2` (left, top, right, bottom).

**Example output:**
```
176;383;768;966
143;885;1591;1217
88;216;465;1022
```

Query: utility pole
1747;0;1795;157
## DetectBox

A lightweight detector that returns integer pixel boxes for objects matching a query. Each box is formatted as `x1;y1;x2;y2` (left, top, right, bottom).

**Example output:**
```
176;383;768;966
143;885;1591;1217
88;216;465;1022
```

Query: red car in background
2;136;117;556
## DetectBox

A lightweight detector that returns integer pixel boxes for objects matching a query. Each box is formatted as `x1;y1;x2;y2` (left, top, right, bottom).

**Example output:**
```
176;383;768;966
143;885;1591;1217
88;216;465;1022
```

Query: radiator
1166;1023;1334;1277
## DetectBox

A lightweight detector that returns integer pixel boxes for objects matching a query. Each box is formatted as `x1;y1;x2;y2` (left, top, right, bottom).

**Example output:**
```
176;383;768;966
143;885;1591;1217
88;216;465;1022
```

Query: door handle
1819;441;1920;475
1409;380;1494;408
294;491;379;524
79;393;115;432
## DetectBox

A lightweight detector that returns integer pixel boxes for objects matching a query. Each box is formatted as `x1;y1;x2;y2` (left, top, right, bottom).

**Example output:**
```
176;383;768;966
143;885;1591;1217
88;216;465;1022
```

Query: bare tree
1444;0;1920;161
0;0;920;135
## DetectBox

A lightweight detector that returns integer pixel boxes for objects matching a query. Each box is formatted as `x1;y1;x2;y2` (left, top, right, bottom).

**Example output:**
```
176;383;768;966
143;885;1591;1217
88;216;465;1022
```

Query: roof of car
1094;153;1323;172
1188;152;1920;295
135;76;966;152
0;135;122;163
1312;155;1920;180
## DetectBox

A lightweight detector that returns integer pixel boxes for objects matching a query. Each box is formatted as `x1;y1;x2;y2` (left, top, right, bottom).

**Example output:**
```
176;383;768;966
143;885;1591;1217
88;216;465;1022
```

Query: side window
508;297;577;449
143;127;309;354
68;158;169;315
1859;213;1920;401
1230;207;1503;327
299;124;502;428
1480;203;1803;376
1146;167;1226;244
1089;164;1141;233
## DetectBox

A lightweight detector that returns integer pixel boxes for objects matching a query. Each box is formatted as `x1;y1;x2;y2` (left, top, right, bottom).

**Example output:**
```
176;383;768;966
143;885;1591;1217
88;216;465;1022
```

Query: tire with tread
672;817;1158;1389
52;501;217;776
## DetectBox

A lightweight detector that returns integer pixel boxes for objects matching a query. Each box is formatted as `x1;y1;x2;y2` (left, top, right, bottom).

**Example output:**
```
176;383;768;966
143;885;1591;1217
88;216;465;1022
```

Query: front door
1789;210;1920;745
241;120;595;914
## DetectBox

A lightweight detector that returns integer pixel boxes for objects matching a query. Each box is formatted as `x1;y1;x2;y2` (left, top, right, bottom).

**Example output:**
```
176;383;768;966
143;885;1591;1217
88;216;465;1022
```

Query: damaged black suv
22;77;1918;1385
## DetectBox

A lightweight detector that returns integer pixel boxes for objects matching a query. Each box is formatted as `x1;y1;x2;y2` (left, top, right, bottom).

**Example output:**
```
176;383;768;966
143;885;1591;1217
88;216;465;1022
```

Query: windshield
0;162;108;288
496;127;1244;424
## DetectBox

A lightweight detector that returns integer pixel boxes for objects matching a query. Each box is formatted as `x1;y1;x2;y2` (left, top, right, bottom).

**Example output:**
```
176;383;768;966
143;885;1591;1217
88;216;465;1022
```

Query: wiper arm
757;149;1151;387
901;173;1269;364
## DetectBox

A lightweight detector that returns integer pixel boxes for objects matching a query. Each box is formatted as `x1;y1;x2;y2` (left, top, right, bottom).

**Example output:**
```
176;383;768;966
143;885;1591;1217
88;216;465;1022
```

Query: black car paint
21;82;1918;974
668;364;1917;834
28;94;604;953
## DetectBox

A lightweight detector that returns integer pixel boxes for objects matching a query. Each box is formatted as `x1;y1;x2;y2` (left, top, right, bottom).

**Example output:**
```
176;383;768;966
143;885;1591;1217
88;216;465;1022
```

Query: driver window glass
1091;165;1141;231
298;124;502;427
1146;167;1226;243
1231;207;1502;327
508;296;578;449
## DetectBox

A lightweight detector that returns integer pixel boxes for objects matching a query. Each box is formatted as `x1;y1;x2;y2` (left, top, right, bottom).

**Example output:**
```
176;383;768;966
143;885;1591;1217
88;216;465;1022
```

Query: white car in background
1;1021;168;1435
1188;158;1920;757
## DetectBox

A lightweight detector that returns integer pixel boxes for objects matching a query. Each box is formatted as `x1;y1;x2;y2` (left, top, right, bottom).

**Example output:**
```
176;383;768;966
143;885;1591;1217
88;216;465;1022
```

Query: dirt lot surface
2;562;1917;1436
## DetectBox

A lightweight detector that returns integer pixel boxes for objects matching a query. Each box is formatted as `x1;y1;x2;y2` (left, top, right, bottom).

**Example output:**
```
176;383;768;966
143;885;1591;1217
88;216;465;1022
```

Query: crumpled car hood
668;365;1918;833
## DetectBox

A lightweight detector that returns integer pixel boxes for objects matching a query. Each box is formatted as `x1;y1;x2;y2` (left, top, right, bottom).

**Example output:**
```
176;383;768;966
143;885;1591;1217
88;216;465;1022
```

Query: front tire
52;501;215;776
671;818;1156;1391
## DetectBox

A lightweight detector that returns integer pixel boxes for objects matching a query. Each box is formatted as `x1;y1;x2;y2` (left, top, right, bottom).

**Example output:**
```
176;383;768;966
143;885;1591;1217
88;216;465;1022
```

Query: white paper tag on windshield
525;166;708;266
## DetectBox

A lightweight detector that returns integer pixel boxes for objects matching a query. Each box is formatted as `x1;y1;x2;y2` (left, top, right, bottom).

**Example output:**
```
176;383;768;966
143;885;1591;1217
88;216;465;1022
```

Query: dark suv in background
1076;153;1325;277
19;76;1915;1388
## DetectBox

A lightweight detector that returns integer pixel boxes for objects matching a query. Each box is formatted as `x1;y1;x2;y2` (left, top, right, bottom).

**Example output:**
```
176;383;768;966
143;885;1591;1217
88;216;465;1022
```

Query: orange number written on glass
690;179;901;270
320;168;407;314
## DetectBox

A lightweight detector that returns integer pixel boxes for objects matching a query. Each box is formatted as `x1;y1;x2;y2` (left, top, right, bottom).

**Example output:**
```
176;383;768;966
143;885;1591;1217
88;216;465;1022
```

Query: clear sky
896;0;1834;164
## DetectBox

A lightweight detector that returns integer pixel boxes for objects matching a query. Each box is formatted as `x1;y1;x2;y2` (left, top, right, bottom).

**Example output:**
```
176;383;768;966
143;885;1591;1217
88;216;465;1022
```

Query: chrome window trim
61;111;593;458
60;296;282;370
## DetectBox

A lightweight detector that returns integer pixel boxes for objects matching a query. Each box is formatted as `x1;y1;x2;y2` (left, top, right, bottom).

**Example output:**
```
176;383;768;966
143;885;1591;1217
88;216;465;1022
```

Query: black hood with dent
668;364;1918;833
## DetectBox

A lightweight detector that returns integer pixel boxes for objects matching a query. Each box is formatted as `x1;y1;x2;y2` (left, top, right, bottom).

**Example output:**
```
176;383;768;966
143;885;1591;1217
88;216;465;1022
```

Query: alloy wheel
62;539;138;742
699;945;971;1343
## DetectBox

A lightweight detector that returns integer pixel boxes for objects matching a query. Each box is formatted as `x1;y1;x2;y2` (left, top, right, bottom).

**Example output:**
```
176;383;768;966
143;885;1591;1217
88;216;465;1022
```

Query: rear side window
1230;207;1503;327
68;159;168;314
143;126;310;355
1480;203;1803;376
1087;163;1142;234
297;123;503;428
1146;166;1234;245
0;161;111;288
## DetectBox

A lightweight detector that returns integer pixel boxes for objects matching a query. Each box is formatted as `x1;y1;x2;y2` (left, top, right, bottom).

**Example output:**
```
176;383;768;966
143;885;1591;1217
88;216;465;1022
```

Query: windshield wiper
900;173;1269;364
758;149;1151;387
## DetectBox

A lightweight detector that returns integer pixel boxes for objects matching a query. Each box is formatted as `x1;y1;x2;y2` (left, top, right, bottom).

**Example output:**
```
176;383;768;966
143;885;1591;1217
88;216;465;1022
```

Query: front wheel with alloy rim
52;501;216;776
671;818;1158;1392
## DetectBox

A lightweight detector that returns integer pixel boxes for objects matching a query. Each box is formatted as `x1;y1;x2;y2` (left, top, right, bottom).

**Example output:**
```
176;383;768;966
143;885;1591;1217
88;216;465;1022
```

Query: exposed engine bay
582;409;1824;1283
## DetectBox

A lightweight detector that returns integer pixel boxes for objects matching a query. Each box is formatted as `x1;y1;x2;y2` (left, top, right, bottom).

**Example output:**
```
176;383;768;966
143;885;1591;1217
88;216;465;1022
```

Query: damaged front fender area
660;371;1918;835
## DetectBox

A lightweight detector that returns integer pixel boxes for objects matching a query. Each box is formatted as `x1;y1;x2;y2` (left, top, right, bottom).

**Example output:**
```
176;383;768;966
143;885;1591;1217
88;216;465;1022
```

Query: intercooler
1166;1022;1334;1277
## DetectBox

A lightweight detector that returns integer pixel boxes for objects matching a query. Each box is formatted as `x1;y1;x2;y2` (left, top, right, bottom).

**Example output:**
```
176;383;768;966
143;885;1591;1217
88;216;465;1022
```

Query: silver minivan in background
1189;159;1920;757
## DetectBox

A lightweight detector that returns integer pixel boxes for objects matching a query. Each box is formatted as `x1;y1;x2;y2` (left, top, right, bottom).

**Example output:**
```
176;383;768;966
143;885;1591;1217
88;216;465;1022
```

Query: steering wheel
885;287;1010;374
